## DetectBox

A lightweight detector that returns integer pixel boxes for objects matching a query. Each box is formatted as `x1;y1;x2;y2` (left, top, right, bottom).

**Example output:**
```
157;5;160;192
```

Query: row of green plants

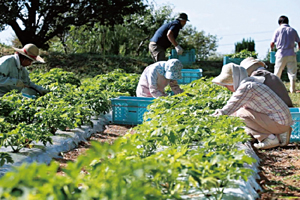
0;74;255;199
0;68;140;160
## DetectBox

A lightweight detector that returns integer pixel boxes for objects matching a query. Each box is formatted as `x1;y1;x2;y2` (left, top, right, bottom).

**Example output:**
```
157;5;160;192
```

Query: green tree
178;25;218;61
0;0;146;49
235;38;255;53
49;4;175;56
122;3;174;56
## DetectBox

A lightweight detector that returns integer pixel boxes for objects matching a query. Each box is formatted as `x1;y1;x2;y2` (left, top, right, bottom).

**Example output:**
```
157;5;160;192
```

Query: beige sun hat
240;57;266;76
212;63;234;86
13;43;45;63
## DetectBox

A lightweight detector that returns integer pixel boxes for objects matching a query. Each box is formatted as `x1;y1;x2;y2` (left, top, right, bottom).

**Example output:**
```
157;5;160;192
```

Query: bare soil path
255;144;300;200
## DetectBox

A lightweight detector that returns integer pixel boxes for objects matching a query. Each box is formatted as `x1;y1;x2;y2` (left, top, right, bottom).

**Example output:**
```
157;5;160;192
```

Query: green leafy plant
225;49;258;59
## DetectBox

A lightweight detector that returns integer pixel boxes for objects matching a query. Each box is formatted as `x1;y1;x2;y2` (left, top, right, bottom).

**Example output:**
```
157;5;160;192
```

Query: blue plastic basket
169;49;196;65
289;108;300;143
110;96;155;125
270;51;300;63
296;51;300;62
270;51;276;64
223;56;244;65
22;93;36;99
177;69;202;84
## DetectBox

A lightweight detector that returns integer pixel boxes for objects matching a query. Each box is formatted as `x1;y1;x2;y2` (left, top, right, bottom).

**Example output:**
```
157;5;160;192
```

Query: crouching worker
136;59;184;98
211;63;293;150
240;57;293;107
0;44;49;97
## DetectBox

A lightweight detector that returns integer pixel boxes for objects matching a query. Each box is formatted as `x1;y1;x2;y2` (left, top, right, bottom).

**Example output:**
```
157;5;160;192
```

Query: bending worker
136;59;184;98
0;43;48;97
240;57;293;107
212;63;293;150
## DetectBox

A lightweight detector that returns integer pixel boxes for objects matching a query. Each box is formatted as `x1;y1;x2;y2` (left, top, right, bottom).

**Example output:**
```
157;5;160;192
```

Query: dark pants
149;42;167;62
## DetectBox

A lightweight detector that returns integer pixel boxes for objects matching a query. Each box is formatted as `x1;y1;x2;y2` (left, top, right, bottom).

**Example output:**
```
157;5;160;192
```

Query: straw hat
240;57;266;76
13;44;45;63
212;63;234;86
165;59;183;80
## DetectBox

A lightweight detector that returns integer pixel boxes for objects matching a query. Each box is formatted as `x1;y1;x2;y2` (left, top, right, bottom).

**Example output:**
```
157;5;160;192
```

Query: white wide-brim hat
212;63;234;86
13;43;45;63
240;57;266;76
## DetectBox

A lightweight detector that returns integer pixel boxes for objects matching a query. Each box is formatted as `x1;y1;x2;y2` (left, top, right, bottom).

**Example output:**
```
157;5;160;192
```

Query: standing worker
271;15;300;93
0;43;49;97
149;13;189;62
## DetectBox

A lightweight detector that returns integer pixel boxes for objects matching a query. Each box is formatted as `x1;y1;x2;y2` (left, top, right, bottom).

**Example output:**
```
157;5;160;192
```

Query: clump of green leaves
225;49;258;59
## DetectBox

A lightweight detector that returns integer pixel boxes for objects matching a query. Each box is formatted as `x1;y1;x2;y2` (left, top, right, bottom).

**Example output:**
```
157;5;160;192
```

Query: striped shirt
218;79;292;126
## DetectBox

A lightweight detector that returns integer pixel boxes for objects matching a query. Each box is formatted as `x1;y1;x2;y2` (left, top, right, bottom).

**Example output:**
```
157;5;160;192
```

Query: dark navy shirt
150;20;182;49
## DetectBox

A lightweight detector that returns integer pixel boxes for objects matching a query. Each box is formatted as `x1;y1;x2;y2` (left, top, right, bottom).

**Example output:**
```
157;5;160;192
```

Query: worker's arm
167;30;178;47
270;42;275;51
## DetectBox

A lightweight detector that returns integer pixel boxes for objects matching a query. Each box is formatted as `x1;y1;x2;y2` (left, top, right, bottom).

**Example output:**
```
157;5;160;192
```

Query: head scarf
232;64;248;90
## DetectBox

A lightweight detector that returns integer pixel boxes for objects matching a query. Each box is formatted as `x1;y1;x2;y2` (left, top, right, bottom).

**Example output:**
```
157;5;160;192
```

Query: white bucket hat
240;57;266;76
13;43;45;63
164;59;183;80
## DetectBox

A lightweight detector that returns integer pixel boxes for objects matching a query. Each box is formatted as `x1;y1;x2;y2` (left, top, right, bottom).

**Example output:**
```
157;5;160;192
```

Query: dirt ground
54;124;135;176
53;125;300;199
255;144;300;200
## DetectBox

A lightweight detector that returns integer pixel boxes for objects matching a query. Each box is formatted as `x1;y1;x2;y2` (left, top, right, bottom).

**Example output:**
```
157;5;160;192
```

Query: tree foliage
235;38;255;53
0;0;146;49
48;4;218;60
49;4;174;56
178;25;218;61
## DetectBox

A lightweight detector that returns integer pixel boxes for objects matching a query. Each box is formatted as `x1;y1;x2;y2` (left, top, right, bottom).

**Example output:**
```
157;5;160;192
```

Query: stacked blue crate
177;69;202;84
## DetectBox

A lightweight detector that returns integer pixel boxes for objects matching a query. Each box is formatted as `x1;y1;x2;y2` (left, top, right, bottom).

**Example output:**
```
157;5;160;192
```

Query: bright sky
1;0;299;60
152;0;300;59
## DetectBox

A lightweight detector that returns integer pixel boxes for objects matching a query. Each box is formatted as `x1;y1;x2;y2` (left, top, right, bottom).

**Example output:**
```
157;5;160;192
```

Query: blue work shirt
150;20;182;49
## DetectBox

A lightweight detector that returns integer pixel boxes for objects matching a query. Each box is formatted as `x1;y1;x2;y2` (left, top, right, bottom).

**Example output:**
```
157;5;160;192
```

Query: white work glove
175;45;184;55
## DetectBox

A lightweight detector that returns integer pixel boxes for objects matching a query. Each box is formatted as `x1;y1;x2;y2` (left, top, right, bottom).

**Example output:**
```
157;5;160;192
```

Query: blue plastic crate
270;51;276;64
270;51;300;63
289;107;300;143
110;96;155;125
169;49;196;65
22;92;36;99
297;51;300;62
223;56;244;65
177;69;202;84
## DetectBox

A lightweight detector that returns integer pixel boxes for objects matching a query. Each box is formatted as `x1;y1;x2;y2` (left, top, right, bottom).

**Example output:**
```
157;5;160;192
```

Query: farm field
1;50;300;199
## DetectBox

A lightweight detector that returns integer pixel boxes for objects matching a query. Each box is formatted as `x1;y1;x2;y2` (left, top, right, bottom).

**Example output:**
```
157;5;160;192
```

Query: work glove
16;80;25;88
175;45;184;55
